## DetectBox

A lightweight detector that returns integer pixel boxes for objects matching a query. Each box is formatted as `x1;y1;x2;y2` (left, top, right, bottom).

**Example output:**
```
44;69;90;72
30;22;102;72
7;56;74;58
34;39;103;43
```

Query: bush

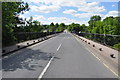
113;43;120;50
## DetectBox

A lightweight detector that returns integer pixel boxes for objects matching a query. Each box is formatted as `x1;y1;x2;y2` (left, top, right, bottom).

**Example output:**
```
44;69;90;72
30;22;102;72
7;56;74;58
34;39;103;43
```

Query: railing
75;32;120;50
14;32;61;43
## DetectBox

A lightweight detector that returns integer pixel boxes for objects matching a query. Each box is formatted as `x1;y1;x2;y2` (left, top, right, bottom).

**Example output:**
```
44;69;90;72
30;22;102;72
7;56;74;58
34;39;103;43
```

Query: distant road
2;32;117;79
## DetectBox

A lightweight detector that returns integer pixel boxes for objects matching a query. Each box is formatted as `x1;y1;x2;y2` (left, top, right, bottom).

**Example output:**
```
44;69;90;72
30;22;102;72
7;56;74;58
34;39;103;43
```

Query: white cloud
74;13;104;18
25;0;119;3
47;17;88;25
63;9;77;14
33;15;46;20
87;2;99;6
29;0;85;13
29;16;88;25
74;13;92;18
28;0;85;7
29;0;41;3
48;17;68;21
105;11;119;17
28;0;105;13
112;5;115;7
30;5;60;13
108;11;119;15
102;11;119;20
78;2;106;13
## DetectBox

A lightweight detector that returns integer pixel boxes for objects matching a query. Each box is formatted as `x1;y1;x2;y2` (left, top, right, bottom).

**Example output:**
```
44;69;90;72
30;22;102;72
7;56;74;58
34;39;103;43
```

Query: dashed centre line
57;43;62;51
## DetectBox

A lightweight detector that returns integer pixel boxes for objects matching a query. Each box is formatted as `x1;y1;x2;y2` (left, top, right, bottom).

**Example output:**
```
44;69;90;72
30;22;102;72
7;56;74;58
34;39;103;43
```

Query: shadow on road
2;48;55;71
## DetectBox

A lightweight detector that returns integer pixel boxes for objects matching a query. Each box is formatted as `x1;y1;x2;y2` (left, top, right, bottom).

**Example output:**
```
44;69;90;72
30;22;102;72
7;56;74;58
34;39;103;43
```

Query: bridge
1;31;119;80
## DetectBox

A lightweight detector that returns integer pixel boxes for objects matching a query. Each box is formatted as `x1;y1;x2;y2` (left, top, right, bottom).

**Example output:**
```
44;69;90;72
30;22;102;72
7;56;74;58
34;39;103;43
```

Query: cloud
29;16;88;25
104;11;119;17
29;0;85;13
28;0;85;7
25;0;119;3
33;15;46;20
112;5;115;7
102;11;119;20
108;11;119;15
63;9;77;15
47;17;88;25
29;0;41;3
87;2;99;6
74;13;104;18
28;0;105;13
78;2;106;13
30;5;60;13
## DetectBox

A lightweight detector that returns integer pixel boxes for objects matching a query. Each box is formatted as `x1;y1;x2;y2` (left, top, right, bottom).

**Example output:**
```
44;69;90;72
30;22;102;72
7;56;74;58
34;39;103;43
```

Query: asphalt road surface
2;32;117;79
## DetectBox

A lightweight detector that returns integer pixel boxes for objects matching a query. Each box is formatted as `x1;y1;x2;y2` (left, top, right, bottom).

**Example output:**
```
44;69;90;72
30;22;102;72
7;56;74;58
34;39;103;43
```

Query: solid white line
38;56;54;80
57;43;62;51
86;47;119;78
103;63;119;77
38;43;62;79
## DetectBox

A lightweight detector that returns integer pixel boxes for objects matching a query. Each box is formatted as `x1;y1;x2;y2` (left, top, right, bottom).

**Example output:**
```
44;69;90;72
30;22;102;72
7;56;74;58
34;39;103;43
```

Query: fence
75;32;120;50
14;32;61;43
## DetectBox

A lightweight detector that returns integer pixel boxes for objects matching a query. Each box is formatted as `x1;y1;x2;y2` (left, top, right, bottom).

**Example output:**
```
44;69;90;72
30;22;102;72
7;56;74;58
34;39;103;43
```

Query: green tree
59;23;66;31
49;22;56;32
2;2;29;46
88;15;101;33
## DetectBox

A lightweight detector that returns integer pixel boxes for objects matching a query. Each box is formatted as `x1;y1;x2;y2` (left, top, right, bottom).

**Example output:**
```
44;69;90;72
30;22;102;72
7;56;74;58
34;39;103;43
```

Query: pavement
1;32;118;79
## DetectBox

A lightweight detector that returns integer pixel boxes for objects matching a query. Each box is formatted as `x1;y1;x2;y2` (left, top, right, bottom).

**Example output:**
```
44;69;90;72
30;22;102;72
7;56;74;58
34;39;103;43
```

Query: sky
19;0;120;25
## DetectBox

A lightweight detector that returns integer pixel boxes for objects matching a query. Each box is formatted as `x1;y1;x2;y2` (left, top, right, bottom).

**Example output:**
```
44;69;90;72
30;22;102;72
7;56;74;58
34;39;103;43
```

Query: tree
2;2;30;46
59;23;66;31
90;15;101;21
67;23;82;32
88;15;102;33
49;22;55;32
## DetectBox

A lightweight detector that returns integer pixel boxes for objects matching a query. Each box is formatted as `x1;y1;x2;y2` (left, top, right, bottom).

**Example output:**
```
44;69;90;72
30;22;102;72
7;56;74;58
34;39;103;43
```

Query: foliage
87;16;120;35
113;43;120;50
2;2;29;46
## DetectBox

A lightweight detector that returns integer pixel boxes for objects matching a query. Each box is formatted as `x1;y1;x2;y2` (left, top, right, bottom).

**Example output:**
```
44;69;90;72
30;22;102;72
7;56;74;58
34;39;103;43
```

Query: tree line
2;2;120;50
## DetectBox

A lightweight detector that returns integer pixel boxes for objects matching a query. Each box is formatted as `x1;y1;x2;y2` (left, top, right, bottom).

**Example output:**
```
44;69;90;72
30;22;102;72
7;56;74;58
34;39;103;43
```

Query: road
2;32;117;79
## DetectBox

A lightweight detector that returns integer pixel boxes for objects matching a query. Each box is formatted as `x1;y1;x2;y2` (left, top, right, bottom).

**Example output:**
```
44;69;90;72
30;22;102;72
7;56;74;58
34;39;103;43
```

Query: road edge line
38;56;54;80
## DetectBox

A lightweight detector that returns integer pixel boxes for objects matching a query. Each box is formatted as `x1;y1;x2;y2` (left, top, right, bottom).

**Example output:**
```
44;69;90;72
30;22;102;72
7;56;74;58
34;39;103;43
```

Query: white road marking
38;43;62;79
86;48;101;61
103;63;119;78
38;56;54;80
57;43;62;51
86;47;119;78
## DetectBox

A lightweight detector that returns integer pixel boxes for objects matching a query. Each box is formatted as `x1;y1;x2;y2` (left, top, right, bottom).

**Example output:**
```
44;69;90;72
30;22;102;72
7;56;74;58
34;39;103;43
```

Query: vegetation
2;2;29;46
113;43;120;50
68;15;120;50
